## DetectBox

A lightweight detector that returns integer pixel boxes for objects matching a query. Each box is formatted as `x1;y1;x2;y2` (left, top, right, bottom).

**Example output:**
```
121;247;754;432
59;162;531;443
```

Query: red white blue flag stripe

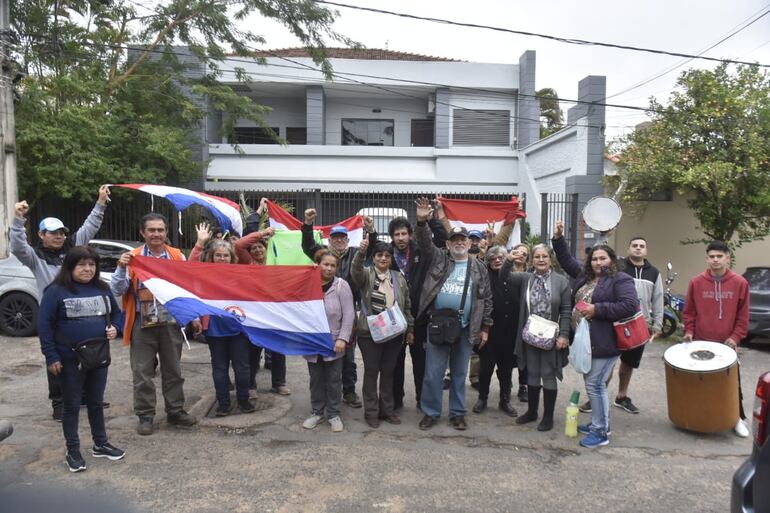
130;256;335;357
267;200;365;246
438;197;526;249
114;184;243;236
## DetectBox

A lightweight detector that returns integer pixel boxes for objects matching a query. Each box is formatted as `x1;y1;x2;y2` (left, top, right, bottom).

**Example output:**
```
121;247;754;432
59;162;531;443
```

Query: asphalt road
1;334;768;513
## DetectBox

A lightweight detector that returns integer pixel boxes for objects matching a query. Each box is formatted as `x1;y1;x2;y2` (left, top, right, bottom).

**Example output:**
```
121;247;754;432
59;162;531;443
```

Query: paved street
1;334;767;513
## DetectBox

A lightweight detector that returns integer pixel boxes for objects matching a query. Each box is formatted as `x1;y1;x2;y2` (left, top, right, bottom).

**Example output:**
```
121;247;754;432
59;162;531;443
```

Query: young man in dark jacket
301;208;378;409
378;206;448;410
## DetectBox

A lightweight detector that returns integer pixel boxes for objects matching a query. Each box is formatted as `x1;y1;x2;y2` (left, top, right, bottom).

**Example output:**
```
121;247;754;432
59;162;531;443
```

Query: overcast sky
249;0;770;141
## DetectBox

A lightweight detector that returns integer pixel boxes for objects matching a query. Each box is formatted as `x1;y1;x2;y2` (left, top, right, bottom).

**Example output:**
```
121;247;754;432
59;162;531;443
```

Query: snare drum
663;341;739;433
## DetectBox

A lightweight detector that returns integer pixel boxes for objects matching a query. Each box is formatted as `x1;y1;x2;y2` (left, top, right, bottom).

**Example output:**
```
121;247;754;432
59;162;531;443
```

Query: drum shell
664;360;739;433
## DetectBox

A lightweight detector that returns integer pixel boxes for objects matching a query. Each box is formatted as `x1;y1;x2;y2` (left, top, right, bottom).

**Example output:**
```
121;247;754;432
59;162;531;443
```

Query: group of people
10;190;751;474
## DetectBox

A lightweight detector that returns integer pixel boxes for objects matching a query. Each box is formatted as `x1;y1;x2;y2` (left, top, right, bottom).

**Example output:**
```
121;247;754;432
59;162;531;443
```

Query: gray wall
516;50;539;148
306;86;326;145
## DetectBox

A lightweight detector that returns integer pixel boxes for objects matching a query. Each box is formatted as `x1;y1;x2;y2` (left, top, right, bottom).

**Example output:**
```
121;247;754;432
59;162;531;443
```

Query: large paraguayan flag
438;196;526;249
266;200;365;246
113;184;243;236
130;256;335;357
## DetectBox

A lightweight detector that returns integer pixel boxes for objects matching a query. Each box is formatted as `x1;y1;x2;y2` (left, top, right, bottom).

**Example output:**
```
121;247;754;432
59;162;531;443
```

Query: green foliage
11;0;351;203
615;64;770;248
536;87;563;138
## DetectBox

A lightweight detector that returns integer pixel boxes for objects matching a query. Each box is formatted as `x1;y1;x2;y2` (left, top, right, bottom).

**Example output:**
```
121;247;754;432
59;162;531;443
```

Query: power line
314;0;770;68
607;5;770;99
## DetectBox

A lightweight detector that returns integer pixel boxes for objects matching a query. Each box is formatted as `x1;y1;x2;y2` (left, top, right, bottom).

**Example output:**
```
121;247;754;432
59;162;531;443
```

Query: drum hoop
663;341;737;373
582;197;622;232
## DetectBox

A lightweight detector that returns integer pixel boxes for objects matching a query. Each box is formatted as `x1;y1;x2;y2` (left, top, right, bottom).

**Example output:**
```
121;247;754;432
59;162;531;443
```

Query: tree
536;87;563;138
615;64;770;248
11;0;352;204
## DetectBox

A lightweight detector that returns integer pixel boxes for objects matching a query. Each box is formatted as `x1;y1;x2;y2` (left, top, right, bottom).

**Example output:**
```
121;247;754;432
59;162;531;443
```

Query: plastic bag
569;318;592;374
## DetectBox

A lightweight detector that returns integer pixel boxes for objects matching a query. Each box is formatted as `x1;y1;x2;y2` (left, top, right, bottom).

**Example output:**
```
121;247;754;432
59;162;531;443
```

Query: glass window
286;127;307;145
231;127;280;144
341;119;394;146
89;243;126;273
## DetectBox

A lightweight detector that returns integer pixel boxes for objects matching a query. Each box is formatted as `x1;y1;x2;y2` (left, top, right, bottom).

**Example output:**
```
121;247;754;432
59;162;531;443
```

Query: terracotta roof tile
245;47;459;62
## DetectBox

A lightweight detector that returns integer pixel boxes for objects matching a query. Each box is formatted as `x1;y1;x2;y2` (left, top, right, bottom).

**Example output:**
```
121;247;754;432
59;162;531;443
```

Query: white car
0;239;140;337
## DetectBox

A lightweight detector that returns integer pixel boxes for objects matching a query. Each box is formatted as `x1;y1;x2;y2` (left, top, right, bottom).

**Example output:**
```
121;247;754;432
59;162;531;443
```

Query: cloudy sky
249;0;770;141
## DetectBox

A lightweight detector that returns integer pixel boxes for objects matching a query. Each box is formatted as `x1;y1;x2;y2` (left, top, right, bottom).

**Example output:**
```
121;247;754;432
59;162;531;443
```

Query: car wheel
0;292;38;337
661;314;677;339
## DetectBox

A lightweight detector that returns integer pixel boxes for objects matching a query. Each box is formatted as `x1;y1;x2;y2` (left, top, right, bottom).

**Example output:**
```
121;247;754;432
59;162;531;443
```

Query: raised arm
235;229;271;264
415;197;442;262
9;201;37;269
551;221;583;279
350;238;371;291
301;208;324;260
73;185;109;245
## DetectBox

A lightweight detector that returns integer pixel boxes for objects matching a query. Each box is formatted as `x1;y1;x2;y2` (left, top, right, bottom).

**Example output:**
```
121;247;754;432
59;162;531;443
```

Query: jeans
59;358;108;451
249;346;287;388
584;356;619;436
342;341;358;396
207;334;250;405
421;327;473;419
308;357;344;418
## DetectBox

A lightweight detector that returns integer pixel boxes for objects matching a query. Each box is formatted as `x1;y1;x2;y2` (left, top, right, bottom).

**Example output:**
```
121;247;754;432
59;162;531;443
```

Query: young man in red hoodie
683;240;750;437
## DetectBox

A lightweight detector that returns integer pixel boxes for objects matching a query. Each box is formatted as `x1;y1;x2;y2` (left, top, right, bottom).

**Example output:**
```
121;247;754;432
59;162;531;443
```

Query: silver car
0;239;140;336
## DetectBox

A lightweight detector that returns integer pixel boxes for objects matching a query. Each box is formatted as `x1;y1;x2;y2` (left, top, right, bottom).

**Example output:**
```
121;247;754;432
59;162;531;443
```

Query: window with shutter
452;109;510;146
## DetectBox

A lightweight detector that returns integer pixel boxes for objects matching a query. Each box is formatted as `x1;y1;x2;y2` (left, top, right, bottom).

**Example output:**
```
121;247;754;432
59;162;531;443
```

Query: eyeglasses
489;255;505;261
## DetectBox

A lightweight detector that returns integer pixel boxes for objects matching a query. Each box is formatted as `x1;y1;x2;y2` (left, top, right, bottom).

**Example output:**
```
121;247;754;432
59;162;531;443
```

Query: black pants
393;321;427;406
341;338;358;395
60;358;108;451
249;346;286;388
48;369;63;408
477;339;515;401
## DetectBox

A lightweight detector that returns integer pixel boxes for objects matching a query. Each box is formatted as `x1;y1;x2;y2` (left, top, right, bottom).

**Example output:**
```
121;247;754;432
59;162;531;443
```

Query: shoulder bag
73;296;112;372
362;271;408;343
428;260;471;346
521;279;560;351
613;307;650;351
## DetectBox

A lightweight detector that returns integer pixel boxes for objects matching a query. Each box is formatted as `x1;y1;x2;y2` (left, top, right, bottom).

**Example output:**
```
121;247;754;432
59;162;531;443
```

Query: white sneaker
302;414;324;430
734;419;750;438
329;416;344;433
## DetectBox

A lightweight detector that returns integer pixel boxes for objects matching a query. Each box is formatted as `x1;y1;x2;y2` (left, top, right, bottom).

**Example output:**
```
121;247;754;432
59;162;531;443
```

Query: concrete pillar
516;50;539;148
434;88;450;148
306;85;326;145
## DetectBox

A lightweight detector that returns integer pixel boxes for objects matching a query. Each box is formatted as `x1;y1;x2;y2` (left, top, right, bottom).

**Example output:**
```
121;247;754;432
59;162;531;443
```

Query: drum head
663;341;737;372
582;197;622;232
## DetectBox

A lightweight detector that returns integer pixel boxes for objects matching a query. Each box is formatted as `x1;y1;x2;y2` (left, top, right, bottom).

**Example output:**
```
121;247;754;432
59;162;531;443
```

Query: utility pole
0;0;17;258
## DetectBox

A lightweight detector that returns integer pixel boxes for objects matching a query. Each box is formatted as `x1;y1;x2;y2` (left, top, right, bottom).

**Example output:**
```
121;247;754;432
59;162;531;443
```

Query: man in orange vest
111;213;198;435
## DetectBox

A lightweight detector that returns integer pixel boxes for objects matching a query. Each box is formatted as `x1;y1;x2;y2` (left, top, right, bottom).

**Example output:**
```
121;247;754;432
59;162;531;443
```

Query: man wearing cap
466;229;487;390
302;208;378;409
9;186;111;421
413;198;493;431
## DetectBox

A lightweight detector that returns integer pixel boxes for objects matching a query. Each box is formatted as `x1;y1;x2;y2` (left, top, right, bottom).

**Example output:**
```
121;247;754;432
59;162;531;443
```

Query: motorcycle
661;262;685;338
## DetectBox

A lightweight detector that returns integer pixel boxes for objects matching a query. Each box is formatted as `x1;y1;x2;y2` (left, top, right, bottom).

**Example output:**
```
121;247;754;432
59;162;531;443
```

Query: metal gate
540;193;579;255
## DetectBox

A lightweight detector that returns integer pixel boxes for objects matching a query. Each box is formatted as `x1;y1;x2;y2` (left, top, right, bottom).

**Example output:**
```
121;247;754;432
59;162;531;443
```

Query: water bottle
565;390;580;438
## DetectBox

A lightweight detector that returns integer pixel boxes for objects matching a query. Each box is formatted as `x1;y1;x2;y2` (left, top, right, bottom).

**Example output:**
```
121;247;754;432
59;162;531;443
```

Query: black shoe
498;400;518;417
215;403;231;417
238;399;256;414
52;404;63;423
472;398;487;414
137;417;154;436
470;381;479;390
517;385;528;403
579;400;592;413
419;415;437;430
92;442;125;461
443;377;451;390
66;449;87;473
167;410;198;428
343;392;363;408
614;396;640;414
515;410;538;425
450;415;468;431
537;417;554;431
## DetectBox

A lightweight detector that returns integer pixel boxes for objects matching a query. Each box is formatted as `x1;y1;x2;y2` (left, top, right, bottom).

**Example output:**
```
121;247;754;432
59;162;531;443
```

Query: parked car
744;267;770;340
731;371;770;513
0;239;140;337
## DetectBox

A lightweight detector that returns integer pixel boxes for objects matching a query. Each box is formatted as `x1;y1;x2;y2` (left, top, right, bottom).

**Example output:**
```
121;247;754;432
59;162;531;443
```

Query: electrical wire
314;0;770;68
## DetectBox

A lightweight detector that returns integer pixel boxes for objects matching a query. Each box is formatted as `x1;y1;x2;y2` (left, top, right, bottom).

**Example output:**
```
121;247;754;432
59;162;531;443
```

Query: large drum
663;341;739;433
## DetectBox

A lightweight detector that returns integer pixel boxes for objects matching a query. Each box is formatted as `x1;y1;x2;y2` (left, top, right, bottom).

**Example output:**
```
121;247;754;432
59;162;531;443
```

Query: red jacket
683;269;750;344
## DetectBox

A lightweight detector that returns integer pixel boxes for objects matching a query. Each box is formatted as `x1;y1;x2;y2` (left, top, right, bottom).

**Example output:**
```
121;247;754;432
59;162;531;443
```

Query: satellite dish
582;197;622;233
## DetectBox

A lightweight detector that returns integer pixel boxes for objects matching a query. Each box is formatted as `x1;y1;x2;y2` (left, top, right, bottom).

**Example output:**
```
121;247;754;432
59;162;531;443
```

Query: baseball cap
468;229;484;239
448;226;469;239
329;225;349;236
38;217;69;233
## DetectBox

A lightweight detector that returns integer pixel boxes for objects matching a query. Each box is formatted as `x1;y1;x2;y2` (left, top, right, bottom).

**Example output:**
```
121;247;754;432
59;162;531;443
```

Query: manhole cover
205;396;275;418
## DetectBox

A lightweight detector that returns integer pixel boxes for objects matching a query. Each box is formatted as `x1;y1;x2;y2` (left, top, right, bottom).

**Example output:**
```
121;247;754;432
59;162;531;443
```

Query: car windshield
744;268;770;291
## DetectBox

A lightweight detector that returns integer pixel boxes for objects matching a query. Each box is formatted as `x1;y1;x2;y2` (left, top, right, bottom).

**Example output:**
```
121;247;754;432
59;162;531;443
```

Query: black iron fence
25;190;525;250
540;192;579;255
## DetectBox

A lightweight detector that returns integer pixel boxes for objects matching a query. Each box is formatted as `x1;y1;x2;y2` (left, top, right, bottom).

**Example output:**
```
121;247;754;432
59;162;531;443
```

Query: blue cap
38;217;69;233
468;229;483;239
330;225;349;236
